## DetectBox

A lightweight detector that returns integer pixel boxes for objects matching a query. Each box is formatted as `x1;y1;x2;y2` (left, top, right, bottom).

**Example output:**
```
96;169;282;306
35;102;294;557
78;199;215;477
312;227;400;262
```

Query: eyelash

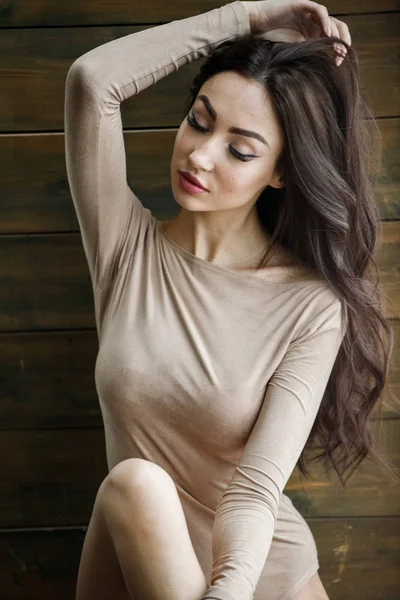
186;113;255;162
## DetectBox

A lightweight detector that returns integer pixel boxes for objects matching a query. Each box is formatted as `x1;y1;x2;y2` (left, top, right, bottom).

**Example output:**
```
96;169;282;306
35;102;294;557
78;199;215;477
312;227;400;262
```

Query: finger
329;17;349;66
331;16;352;46
329;19;340;39
304;12;326;38
300;13;322;39
328;18;343;65
297;0;331;36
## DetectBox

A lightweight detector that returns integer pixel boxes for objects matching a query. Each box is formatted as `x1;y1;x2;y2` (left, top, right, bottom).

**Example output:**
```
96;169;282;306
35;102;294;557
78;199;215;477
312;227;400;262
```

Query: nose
188;138;217;171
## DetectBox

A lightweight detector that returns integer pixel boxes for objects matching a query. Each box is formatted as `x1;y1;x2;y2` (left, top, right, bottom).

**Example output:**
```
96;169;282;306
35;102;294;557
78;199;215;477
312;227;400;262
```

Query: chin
174;196;210;212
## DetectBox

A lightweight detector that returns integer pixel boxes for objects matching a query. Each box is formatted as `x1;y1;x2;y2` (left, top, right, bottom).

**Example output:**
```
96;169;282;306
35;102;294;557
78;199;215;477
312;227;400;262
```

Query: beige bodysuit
64;2;346;599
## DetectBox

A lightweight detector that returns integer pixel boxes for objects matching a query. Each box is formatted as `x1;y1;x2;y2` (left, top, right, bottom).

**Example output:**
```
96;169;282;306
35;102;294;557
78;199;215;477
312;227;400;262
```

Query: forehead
197;71;278;127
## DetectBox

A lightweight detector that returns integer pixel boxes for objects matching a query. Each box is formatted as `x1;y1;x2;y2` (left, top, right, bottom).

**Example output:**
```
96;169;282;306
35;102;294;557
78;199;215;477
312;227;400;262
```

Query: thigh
76;489;131;600
254;494;320;600
100;458;208;600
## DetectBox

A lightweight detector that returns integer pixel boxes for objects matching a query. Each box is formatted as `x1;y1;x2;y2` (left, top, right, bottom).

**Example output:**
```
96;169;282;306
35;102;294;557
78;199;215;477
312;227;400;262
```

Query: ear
269;170;285;190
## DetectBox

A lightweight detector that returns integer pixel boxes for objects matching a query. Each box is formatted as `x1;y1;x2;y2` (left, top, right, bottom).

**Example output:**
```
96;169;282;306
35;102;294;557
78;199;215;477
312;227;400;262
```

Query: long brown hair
183;33;399;486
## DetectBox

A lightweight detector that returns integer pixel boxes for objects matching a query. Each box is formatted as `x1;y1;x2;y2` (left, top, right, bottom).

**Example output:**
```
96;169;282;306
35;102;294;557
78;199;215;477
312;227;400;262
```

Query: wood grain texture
312;517;400;599
287;419;400;517
1;222;397;334
0;319;398;432
0;518;398;599
0;1;399;597
1;13;399;133
0;118;399;235
0;420;398;528
1;0;400;27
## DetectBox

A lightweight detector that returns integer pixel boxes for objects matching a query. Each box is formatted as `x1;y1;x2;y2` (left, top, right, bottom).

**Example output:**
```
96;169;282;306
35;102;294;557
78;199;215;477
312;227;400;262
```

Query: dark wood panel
375;221;400;319
0;130;176;234
2;223;398;333
312;517;400;600
1;119;399;235
0;331;99;430
373;118;400;219
287;419;400;517
0;517;398;600
0;233;96;331
0;420;398;528
1;0;399;27
0;319;398;432
386;319;400;416
1;13;399;132
0;529;83;600
0;2;398;597
0;429;108;528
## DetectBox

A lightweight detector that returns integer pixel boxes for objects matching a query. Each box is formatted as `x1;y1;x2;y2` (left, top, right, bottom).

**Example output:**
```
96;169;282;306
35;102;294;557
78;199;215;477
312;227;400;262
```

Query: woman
64;1;395;599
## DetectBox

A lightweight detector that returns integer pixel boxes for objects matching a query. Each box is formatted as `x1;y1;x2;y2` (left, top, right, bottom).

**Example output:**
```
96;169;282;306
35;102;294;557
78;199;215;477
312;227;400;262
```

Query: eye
186;112;256;163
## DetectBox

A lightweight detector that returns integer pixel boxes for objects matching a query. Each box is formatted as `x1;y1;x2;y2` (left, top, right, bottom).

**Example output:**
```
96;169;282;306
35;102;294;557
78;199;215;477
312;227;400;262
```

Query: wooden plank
0;529;82;600
0;13;399;132
351;12;400;118
1;120;399;234
0;517;398;600
386;319;400;417
1;0;399;27
0;319;398;432
374;118;400;219
311;517;400;600
0;331;100;430
2;222;398;332
0;429;108;528
0;130;176;233
0;233;96;331
375;221;400;319
287;419;400;518
0;420;398;528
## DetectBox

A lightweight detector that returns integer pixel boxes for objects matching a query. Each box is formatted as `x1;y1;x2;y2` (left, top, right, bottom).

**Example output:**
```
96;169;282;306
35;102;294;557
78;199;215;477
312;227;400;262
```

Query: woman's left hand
240;0;351;66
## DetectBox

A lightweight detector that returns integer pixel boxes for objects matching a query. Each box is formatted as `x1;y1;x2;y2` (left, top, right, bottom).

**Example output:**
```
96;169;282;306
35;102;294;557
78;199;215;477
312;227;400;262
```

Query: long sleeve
64;1;250;291
202;296;347;600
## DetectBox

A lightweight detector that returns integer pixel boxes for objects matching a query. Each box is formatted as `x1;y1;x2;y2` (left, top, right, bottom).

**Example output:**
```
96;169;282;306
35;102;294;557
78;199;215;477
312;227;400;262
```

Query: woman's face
170;71;285;213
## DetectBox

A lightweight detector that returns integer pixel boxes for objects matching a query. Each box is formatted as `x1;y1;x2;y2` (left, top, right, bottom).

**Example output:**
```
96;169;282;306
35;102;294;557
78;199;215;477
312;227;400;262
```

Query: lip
179;170;208;192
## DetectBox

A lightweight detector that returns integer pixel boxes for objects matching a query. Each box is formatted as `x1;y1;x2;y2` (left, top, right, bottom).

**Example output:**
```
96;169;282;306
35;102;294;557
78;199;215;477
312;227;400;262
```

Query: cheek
223;167;261;195
221;169;241;194
172;125;190;155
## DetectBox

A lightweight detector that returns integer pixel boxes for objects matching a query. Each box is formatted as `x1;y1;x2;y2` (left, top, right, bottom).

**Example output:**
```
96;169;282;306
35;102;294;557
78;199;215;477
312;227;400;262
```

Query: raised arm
203;294;347;600
64;1;250;291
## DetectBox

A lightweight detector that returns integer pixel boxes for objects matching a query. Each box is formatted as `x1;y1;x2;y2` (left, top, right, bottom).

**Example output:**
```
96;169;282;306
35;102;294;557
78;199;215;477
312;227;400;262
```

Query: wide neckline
156;219;314;287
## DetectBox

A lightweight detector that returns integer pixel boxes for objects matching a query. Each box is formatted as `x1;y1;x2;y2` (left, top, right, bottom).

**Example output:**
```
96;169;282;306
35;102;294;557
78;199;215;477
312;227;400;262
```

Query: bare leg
75;481;131;600
75;458;208;600
291;571;330;600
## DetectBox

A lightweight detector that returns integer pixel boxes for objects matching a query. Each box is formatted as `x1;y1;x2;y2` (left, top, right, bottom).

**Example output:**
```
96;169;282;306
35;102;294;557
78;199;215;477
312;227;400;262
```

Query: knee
100;458;174;499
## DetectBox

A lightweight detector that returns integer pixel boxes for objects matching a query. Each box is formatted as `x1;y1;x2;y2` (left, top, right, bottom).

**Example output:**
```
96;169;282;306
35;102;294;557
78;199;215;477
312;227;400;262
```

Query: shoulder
302;280;347;339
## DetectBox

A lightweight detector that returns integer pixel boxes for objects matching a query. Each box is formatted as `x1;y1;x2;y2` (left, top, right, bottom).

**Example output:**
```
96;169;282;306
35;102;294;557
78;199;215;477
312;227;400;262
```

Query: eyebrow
197;94;270;148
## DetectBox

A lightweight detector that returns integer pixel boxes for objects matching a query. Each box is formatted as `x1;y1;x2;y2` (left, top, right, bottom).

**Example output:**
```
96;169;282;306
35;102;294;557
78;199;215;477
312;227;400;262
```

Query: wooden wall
1;1;399;598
